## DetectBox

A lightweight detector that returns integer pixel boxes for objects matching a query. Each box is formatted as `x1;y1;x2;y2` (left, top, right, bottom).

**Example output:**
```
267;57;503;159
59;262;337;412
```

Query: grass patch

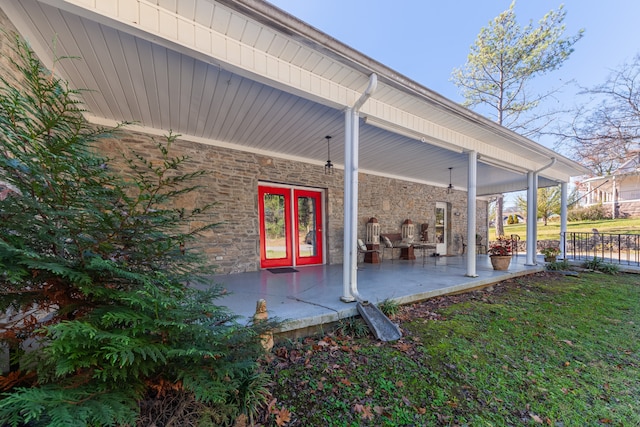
264;272;640;426
378;298;400;317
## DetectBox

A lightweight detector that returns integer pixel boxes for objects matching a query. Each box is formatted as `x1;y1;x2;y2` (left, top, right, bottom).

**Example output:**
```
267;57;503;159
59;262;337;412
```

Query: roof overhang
0;0;590;196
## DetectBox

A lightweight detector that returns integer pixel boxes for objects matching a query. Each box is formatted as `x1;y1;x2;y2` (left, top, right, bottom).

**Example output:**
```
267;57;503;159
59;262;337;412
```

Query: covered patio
206;254;544;336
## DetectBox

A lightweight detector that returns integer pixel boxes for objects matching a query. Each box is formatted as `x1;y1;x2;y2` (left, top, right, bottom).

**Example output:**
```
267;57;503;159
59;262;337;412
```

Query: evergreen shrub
0;34;274;426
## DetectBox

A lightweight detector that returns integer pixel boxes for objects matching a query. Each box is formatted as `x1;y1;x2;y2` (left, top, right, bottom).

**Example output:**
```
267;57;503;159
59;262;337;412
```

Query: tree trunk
495;195;504;237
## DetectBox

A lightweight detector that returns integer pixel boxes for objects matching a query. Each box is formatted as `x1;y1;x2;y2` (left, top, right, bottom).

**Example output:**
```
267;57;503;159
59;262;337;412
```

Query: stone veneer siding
99;131;488;274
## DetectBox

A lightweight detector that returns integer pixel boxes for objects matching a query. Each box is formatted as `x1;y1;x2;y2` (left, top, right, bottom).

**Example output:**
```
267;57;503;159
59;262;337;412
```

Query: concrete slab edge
275;267;545;334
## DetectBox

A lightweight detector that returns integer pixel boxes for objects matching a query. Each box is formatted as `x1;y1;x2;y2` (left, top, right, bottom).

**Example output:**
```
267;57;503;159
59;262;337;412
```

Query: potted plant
488;236;512;270
540;246;561;262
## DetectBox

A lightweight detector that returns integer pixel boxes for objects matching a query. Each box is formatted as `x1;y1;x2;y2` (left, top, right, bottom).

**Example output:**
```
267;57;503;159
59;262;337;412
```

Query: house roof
615;151;640;174
582;151;640;186
0;0;589;196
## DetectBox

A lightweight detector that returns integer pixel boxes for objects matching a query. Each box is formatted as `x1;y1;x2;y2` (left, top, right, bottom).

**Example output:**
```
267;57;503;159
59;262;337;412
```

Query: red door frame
258;186;292;268
258;185;323;268
294;188;323;266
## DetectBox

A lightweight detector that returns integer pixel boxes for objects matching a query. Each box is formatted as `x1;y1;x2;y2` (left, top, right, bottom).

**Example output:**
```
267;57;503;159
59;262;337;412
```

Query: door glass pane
264;193;286;260
435;207;445;244
297;196;317;257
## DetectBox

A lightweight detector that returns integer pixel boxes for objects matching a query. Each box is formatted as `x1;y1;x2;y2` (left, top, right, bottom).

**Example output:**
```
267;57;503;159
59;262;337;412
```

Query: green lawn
490;217;640;241
264;272;640;426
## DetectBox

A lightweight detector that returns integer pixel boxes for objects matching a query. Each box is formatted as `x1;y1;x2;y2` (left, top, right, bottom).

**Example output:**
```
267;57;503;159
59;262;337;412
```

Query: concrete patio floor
202;254;545;336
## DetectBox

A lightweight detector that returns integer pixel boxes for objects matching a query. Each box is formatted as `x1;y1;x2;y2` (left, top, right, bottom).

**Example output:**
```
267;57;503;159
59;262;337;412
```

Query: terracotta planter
490;255;511;271
544;256;557;263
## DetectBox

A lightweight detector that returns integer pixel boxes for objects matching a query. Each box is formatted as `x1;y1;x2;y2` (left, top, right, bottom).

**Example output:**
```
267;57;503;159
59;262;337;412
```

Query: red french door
258;185;323;268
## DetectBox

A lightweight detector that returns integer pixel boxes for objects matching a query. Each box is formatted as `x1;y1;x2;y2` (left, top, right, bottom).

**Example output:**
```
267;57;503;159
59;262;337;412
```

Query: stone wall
358;173;487;255
99;131;488;274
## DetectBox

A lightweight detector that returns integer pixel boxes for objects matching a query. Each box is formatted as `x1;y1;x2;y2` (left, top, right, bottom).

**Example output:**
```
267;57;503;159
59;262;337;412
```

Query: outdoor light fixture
324;135;333;175
447;167;454;194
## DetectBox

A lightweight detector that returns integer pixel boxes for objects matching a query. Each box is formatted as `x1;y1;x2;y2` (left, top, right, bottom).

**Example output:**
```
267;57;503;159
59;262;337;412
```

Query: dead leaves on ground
258;398;291;427
352;403;374;421
263;272;590;425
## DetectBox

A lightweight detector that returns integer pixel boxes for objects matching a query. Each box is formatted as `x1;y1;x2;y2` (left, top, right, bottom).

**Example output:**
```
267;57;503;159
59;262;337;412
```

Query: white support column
532;172;539;261
612;176;617;219
560;182;568;259
340;74;377;303
349;109;360;292
341;108;356;302
466;150;478;277
525;171;537;265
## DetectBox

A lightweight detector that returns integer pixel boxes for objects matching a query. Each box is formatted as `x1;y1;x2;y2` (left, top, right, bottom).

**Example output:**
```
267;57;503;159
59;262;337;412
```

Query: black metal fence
562;231;640;266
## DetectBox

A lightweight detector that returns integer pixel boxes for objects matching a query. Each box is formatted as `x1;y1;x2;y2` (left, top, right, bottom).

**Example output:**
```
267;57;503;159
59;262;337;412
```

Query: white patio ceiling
0;0;589;196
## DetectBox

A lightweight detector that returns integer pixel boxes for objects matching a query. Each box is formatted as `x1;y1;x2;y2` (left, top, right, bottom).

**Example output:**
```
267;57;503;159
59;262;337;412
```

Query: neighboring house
0;1;587;300
581;151;640;218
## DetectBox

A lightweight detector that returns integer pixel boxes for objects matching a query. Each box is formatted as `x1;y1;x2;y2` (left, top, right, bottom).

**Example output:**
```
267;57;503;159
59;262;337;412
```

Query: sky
266;0;640;147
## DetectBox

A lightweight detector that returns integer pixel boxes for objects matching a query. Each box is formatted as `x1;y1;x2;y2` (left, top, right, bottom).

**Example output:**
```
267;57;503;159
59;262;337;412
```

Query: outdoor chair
381;235;399;262
357;238;381;263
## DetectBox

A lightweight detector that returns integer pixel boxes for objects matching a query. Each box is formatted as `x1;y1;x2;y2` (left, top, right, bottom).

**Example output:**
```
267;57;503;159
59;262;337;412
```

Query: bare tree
559;55;640;175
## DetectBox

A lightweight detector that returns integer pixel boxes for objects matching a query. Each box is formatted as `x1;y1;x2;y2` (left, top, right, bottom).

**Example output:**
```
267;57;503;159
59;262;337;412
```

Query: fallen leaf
352;403;374;420
394;342;412;353
234;413;248;427
561;339;574;346
530;413;543;424
362;406;374;420
275;407;292;426
267;398;278;414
